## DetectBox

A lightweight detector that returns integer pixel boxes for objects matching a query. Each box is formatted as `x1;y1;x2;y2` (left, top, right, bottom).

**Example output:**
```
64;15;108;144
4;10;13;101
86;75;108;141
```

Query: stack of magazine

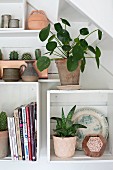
7;102;37;161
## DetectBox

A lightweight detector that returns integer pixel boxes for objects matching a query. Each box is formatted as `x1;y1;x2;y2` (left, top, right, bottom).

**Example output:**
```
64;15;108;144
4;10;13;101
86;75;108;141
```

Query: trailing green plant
51;105;86;137
0;111;7;131
22;52;32;60
37;18;102;72
9;51;19;60
35;49;41;60
0;49;2;60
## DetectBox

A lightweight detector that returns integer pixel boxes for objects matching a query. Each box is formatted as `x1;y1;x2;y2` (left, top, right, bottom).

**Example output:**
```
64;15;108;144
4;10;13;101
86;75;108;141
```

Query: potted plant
37;18;102;85
0;111;8;158
51;105;87;158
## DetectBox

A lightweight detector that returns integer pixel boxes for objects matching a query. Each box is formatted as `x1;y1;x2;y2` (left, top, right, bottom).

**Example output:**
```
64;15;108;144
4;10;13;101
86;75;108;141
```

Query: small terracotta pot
55;59;81;85
53;136;76;158
0;131;8;158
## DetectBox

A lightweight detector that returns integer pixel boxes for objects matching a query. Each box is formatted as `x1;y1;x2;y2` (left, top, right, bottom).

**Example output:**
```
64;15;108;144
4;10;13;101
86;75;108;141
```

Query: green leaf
80;28;89;35
81;58;86;73
74;38;79;43
46;41;57;51
67;105;76;121
66;120;73;129
39;24;50;41
37;56;50;71
95;56;100;68
67;55;79;72
88;46;95;54
57;29;72;44
62;108;66;128
62;45;71;52
61;18;71;27
79;39;88;50
96;46;101;58
48;34;55;42
98;29;102;40
35;49;41;60
51;117;62;129
72;44;84;60
72;124;87;133
54;23;63;32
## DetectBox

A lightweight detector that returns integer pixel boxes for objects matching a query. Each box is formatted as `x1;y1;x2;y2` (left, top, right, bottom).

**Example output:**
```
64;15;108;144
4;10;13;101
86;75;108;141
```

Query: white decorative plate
72;108;109;150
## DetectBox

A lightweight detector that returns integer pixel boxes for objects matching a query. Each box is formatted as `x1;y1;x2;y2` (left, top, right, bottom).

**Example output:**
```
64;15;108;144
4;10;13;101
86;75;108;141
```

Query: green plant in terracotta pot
51;105;87;158
0;111;8;158
37;18;102;85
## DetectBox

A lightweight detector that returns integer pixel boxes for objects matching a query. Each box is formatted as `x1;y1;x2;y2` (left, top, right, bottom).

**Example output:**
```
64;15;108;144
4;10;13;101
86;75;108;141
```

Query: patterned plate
72;108;109;150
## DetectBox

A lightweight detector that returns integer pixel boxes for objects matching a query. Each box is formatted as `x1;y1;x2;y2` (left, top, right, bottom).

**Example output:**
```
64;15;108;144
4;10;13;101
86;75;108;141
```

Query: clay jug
20;61;38;82
28;10;49;30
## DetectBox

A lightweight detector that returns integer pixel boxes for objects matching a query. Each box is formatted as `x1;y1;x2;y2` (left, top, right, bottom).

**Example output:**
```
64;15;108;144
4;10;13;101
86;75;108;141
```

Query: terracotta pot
0;131;8;158
55;59;80;85
28;10;49;30
0;60;48;79
53;136;76;158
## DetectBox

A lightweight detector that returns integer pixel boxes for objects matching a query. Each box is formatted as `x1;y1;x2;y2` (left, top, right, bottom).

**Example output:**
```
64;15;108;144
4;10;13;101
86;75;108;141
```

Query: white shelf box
0;82;40;161
47;90;113;162
0;0;26;30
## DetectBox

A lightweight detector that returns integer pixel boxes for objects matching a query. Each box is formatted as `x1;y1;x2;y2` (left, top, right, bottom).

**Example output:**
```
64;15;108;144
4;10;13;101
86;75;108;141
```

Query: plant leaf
81;57;86;73
96;46;101;58
80;28;89;35
37;56;50;71
67;105;76;121
98;29;102;40
79;39;88;50
57;29;72;44
39;24;50;41
48;34;55;42
66;120;73;129
88;46;95;54
62;45;71;52
74;38;79;43
95;56;100;68
72;124;87;133
46;41;57;51
67;55;79;72
54;23;63;32
72;44;84;60
62;108;66;128
61;18;71;27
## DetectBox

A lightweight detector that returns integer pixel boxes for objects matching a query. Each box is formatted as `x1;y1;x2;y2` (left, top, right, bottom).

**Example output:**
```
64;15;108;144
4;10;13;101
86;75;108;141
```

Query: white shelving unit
47;90;113;162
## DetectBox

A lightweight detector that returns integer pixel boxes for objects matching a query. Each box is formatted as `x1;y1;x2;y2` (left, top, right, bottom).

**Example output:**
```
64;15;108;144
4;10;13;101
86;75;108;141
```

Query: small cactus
21;53;32;60
9;51;19;60
35;49;41;60
0;111;7;131
0;49;2;60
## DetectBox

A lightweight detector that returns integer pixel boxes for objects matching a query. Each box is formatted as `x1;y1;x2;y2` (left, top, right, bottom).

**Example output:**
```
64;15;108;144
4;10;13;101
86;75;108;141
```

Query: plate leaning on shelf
72;108;109;150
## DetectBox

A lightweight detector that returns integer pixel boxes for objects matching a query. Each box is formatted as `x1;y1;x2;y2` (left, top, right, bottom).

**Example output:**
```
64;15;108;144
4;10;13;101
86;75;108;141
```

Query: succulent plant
35;49;41;60
0;111;7;131
0;49;2;60
22;53;32;60
51;105;87;137
9;51;19;60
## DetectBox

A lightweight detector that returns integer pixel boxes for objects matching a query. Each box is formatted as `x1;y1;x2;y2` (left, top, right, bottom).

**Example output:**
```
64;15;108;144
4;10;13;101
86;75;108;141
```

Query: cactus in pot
0;111;7;131
0;49;2;60
21;52;32;60
0;111;8;158
9;51;19;60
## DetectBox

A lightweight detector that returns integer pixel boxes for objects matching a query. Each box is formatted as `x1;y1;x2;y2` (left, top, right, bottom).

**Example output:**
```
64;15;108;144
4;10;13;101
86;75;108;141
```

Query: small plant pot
0;131;8;158
53;136;76;158
55;59;80;85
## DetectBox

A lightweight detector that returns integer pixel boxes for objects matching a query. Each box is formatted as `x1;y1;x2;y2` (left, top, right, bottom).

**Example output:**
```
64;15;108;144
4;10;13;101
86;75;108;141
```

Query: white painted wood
66;0;113;39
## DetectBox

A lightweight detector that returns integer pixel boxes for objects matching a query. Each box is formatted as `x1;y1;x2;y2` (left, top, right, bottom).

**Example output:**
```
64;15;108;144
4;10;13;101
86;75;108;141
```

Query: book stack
7;102;37;161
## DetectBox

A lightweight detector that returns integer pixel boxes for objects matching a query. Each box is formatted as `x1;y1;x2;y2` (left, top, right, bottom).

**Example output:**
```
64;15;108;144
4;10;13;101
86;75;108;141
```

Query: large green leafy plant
37;18;102;72
51;105;86;137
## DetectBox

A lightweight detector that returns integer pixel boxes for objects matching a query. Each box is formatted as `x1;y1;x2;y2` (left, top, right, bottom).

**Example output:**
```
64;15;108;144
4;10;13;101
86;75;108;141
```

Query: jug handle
20;64;26;75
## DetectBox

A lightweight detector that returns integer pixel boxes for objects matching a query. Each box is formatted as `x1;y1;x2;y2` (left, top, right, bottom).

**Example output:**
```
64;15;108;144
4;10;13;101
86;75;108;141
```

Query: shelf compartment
0;0;26;30
0;83;40;161
47;90;113;162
